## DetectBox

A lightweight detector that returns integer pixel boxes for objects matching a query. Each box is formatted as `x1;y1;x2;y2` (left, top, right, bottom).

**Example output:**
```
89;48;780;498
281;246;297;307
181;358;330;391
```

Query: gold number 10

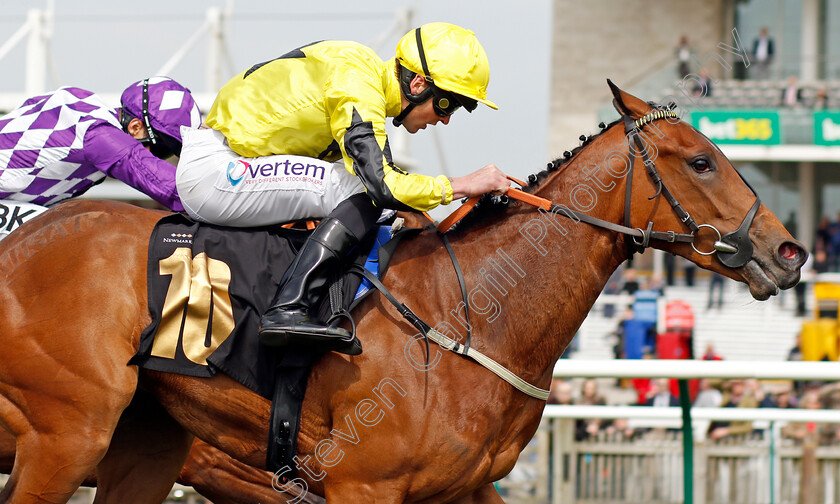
150;247;235;366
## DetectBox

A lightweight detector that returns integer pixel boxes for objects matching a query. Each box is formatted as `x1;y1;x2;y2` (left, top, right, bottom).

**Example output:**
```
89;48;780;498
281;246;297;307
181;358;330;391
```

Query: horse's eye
691;158;712;173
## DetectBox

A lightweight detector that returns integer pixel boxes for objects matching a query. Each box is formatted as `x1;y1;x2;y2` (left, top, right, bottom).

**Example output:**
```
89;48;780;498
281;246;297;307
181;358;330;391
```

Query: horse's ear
607;79;651;119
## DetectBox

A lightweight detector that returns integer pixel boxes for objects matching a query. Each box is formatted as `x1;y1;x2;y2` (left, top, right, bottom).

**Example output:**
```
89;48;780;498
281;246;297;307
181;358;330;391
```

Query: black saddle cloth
128;213;372;398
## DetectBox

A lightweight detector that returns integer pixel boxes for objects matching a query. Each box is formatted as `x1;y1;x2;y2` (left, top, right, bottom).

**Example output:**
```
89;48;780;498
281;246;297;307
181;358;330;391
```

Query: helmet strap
394;28;432;129
392;102;415;127
394;64;434;127
414;28;434;82
140;78;158;147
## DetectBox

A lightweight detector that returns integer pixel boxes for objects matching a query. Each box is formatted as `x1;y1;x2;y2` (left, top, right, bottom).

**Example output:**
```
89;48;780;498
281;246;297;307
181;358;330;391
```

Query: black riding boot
258;217;362;355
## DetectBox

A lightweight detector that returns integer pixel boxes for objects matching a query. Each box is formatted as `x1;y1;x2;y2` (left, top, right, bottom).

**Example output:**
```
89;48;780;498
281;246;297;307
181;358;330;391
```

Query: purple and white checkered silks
0;87;120;206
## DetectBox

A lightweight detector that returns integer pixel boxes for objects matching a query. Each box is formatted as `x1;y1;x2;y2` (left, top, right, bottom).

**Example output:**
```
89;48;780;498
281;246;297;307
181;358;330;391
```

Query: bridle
620;106;761;268
368;106;765;401
438;105;762;269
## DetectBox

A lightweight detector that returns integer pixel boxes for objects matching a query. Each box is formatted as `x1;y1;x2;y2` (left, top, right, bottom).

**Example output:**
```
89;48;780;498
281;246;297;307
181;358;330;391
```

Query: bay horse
0;433;301;504
0;83;805;503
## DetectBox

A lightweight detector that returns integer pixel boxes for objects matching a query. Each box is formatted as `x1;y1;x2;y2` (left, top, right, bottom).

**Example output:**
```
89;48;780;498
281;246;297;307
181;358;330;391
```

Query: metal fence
496;360;840;504
498;414;840;504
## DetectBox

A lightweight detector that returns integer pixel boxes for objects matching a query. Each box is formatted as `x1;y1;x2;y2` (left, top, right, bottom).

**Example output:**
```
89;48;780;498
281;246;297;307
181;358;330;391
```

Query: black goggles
430;86;478;117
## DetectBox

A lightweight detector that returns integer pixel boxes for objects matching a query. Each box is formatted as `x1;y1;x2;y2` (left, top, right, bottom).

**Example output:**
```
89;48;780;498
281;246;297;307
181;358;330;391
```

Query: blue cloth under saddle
354;225;393;301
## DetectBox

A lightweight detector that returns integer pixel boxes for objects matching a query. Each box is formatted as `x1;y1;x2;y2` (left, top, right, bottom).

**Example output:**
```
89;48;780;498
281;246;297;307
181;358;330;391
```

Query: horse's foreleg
92;394;192;504
0;330;139;503
0;401;121;504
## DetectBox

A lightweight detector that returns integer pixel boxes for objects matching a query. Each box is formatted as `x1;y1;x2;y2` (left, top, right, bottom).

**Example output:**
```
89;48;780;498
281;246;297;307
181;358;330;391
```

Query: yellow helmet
395;22;497;111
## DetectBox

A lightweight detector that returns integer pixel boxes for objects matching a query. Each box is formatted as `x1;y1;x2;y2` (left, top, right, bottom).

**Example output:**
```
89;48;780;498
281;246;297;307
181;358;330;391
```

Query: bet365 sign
690;111;781;145
814;112;840;145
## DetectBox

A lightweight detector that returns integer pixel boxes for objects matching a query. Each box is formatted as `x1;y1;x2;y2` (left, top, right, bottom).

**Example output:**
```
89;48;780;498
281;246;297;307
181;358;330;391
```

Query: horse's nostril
780;242;799;261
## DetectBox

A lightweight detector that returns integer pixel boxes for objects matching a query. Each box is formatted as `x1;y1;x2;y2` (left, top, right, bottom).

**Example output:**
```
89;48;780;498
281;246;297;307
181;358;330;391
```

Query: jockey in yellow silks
176;22;508;355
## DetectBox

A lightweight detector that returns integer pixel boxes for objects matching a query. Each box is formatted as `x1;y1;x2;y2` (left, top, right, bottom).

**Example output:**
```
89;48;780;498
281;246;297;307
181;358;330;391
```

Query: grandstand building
550;0;839;251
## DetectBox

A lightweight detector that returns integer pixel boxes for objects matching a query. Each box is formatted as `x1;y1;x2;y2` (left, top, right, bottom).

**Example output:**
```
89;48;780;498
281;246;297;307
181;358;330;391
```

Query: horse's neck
446;132;629;385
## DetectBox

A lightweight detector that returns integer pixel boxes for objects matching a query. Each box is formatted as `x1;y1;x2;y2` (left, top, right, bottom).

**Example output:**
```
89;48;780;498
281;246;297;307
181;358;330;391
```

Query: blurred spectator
707;272;725;310
782;391;820;441
783;210;807;315
816;216;832;253
787;333;807;396
702;342;723;361
644;378;680;407
788;332;803;361
621;268;640;296
814;87;829;110
603;417;639;440
830;211;840;270
745;378;776;407
610;306;635;361
794;250;810;317
602;268;623;318
579;379;606;406
684;257;697;286
664;253;677;286
675;35;693;79
751;27;775;80
694;378;723;441
575;379;606;440
821;383;840;411
547;379;573;405
663;256;698;286
692;68;713;97
784;210;798;239
781;391;840;444
694;378;723;408
709;379;758;440
780;75;804;107
814;247;831;274
774;387;796;409
645;273;666;297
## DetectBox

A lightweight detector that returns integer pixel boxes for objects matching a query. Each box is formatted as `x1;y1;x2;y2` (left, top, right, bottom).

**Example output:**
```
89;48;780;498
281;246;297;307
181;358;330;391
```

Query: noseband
621;107;760;269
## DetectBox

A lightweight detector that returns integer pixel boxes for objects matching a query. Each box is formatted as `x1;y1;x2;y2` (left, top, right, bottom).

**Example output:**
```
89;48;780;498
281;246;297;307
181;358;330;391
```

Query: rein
358;107;762;402
439;107;761;269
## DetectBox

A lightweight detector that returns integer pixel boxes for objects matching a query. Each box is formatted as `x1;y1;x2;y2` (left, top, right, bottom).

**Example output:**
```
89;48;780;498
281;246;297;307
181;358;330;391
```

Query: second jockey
0;76;201;236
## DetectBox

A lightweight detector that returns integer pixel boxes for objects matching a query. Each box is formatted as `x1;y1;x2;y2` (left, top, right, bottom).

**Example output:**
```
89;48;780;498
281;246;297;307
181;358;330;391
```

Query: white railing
527;359;840;504
553;359;840;381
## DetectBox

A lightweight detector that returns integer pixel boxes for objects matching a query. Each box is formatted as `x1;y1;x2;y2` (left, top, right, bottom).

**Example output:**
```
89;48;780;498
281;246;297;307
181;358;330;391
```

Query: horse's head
607;80;807;300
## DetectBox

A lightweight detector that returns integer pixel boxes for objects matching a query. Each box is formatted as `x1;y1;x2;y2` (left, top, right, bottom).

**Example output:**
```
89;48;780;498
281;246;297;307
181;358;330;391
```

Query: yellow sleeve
325;70;453;211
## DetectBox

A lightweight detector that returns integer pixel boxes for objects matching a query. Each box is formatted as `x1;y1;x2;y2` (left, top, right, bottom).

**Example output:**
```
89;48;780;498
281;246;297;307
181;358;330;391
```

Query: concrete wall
549;0;732;158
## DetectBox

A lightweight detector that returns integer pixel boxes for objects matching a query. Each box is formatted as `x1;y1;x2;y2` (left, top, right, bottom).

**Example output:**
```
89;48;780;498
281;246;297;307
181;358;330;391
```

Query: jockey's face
400;76;452;134
402;99;451;133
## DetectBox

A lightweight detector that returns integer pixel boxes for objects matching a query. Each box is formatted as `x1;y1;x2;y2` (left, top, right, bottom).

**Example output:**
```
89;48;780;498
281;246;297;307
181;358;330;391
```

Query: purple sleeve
83;122;184;212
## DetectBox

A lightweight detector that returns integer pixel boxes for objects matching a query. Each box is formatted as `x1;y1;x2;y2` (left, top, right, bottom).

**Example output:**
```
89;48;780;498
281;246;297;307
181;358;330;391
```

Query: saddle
129;212;422;474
